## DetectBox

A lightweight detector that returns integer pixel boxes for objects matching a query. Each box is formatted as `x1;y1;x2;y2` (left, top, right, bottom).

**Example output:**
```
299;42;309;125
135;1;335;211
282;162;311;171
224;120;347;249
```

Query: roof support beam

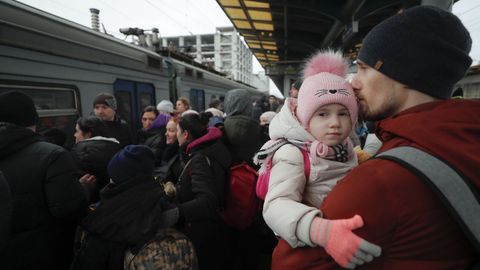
320;0;365;48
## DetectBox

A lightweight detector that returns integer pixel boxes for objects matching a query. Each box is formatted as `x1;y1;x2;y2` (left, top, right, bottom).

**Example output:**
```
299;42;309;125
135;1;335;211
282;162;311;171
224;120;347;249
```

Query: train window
0;87;76;110
139;92;152;111
0;84;80;149
196;71;203;79
185;68;194;77
38;115;78;149
190;89;205;111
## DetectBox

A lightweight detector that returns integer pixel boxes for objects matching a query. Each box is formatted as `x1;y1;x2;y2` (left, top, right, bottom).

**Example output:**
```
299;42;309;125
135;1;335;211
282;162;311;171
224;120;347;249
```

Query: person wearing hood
138;106;171;165
272;6;480;270
71;145;177;270
223;89;277;270
73;116;121;203
161;112;232;270
0;91;87;270
223;88;268;166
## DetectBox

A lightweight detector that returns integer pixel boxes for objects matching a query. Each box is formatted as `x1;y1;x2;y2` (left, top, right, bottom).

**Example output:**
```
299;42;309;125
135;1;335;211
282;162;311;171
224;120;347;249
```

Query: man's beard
359;97;399;122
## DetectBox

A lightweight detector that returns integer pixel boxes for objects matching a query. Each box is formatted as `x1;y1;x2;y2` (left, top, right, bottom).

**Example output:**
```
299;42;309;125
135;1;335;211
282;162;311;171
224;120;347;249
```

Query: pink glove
310;215;381;269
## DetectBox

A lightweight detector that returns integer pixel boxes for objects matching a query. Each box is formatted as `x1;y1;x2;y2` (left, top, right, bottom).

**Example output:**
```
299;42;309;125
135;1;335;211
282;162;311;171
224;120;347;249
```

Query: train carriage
0;0;263;147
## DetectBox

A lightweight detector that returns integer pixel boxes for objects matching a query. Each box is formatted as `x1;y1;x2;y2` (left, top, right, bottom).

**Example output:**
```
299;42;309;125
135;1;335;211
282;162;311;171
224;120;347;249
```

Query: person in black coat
71;145;173;270
223;89;277;270
72;116;121;203
223;89;267;167
162;112;232;270
0;91;88;270
153;116;183;183
93;93;133;148
138;106;171;165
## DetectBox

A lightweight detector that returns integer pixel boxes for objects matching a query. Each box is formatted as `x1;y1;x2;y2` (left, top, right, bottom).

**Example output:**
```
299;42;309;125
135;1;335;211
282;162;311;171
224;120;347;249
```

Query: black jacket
175;128;233;270
71;175;170;270
104;116;133;148
138;126;167;165
153;142;183;183
0;123;88;270
223;115;266;167
72;137;121;202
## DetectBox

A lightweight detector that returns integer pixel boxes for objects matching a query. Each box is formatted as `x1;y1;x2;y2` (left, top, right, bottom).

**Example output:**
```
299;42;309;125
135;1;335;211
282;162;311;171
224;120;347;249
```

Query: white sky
14;0;480;97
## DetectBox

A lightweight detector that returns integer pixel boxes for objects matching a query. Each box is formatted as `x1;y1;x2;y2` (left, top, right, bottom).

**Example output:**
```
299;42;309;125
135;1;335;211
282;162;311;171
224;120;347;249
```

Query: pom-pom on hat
107;145;155;184
358;6;471;99
296;50;358;127
0;91;38;127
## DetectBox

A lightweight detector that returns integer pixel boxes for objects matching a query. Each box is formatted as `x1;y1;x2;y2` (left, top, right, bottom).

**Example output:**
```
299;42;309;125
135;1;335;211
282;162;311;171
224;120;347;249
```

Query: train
0;0;264;147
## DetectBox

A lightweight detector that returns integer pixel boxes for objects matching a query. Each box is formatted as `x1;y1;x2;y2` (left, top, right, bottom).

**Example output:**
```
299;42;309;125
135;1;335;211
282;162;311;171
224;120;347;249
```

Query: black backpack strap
376;146;480;253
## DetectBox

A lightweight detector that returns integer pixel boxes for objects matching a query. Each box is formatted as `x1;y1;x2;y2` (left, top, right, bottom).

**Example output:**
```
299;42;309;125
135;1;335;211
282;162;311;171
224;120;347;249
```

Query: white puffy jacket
263;99;358;248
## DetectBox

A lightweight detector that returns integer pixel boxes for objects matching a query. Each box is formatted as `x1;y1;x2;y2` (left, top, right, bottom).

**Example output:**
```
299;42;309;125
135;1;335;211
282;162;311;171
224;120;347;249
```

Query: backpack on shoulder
203;156;259;230
376;146;480;261
254;139;311;200
222;162;259;230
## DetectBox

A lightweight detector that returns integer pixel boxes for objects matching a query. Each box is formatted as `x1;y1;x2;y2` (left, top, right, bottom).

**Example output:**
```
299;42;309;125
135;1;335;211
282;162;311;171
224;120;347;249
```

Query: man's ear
182;130;190;141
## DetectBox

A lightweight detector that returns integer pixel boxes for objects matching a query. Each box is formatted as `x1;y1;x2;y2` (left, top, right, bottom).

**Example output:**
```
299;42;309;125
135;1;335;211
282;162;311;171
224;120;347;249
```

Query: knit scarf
253;138;352;175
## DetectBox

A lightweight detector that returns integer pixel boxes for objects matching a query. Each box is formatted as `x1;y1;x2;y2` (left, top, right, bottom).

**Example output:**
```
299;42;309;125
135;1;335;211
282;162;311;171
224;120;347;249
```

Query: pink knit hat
296;50;358;127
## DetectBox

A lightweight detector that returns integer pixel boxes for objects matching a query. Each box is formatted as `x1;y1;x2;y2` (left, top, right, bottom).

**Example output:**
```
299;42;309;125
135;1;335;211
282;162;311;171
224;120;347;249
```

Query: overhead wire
142;0;194;35
97;0;144;27
184;0;218;28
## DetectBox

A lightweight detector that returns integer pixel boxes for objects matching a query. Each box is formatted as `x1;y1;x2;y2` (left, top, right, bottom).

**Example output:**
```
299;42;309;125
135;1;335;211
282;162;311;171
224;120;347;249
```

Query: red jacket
272;99;480;270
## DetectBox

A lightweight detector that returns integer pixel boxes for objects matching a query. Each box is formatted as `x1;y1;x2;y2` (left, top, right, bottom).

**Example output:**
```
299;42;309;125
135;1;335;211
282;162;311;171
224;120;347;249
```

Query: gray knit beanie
358;5;472;99
93;93;117;110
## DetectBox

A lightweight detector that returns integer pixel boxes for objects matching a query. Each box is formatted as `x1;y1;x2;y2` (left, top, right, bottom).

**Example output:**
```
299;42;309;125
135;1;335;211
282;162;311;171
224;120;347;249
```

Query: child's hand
310;215;381;269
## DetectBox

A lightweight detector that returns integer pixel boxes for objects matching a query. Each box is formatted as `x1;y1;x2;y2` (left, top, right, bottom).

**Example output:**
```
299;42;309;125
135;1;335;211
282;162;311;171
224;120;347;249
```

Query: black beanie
0;91;38;127
107;145;155;184
358;6;472;99
93;93;117;110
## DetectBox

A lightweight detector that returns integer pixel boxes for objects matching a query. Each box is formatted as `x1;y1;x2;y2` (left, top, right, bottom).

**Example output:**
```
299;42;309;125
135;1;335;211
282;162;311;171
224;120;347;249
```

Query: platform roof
216;0;457;93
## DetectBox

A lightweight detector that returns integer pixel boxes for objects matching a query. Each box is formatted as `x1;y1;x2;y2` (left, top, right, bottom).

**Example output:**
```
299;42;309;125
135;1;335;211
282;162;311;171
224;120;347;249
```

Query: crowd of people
0;5;479;270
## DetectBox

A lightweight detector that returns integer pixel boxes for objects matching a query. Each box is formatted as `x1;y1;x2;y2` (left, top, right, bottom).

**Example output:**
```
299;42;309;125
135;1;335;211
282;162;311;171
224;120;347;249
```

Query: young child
256;50;381;269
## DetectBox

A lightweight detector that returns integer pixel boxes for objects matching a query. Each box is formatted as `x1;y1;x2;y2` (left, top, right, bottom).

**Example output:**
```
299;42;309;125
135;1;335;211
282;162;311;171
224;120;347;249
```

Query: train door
113;79;155;138
190;88;205;111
